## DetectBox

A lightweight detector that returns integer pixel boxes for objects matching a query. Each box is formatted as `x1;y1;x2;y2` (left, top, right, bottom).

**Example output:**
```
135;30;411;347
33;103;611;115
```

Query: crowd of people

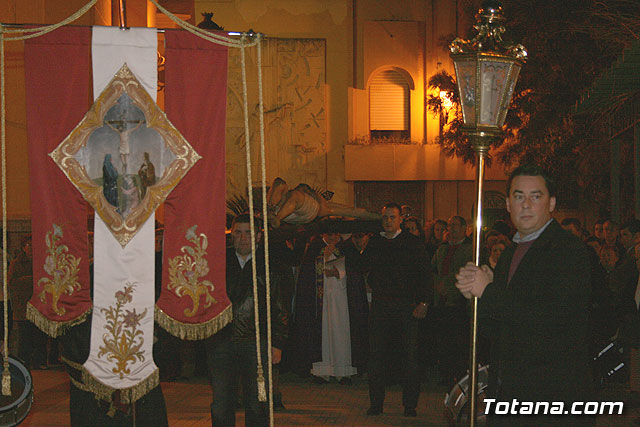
213;164;638;425
3;164;640;426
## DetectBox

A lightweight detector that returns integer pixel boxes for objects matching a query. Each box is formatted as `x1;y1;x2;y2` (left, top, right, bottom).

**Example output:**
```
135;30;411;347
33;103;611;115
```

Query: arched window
369;69;410;139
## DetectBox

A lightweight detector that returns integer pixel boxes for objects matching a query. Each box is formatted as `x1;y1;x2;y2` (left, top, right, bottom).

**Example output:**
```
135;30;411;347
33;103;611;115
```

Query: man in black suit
358;202;432;417
456;164;593;426
205;214;288;427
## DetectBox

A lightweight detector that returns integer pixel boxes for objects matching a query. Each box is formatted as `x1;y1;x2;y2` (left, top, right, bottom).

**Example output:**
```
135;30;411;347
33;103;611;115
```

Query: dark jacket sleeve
412;238;433;305
269;273;289;350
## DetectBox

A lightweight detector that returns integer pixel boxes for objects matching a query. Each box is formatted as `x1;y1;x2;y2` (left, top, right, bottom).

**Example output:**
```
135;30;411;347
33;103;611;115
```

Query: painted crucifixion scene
74;93;176;219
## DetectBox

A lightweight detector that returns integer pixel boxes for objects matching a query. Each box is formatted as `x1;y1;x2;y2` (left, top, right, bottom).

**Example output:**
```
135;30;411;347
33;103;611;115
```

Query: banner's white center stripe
85;26;158;391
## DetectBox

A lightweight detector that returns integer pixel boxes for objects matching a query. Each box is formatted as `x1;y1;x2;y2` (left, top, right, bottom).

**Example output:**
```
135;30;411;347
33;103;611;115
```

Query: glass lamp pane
478;60;511;126
497;62;521;127
453;60;477;126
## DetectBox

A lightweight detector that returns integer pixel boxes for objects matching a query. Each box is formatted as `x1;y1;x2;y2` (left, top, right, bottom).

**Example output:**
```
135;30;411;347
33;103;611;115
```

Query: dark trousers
69;382;169;427
368;304;421;410
17;320;46;368
434;305;469;384
205;332;270;427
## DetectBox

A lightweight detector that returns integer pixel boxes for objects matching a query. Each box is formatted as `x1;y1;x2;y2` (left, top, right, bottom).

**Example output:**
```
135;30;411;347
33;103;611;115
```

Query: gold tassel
1;366;10;396
256;366;266;402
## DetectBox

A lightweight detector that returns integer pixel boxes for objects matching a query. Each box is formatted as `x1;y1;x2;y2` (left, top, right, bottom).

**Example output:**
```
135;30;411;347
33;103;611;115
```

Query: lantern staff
449;1;526;425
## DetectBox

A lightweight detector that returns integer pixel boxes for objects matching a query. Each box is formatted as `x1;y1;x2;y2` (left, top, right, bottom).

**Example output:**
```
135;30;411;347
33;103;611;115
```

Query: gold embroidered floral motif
37;224;82;316
168;225;216;317
98;283;147;379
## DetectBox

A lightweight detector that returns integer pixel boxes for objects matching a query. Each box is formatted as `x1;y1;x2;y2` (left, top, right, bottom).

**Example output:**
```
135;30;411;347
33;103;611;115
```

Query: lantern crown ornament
450;0;527;152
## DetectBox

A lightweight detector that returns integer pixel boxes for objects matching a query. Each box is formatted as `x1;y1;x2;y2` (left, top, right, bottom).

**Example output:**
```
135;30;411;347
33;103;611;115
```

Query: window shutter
369;70;409;131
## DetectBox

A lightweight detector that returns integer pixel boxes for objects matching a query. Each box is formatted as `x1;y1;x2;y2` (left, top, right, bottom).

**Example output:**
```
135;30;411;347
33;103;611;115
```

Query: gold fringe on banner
26;302;91;337
154;304;232;340
81;367;160;405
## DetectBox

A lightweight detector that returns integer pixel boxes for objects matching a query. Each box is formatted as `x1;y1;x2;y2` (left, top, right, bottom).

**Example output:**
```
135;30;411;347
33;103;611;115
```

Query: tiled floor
15;368;640;426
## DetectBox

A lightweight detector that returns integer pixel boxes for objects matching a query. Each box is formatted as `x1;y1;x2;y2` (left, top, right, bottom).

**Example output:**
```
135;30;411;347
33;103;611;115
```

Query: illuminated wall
0;0;517;226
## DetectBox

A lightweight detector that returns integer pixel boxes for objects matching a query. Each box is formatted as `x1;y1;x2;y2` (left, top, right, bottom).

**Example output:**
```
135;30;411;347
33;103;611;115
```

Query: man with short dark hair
358;202;431;417
205;214;288;427
620;219;640;253
456;164;593;426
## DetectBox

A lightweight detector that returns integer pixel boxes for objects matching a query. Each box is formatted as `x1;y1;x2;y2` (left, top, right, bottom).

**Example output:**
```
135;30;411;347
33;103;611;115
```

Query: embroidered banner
155;30;231;339
24;27;92;337
82;26;159;403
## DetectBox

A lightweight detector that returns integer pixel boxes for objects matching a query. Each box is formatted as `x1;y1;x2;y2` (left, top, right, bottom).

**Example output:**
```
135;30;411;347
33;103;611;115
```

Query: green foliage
428;0;640;206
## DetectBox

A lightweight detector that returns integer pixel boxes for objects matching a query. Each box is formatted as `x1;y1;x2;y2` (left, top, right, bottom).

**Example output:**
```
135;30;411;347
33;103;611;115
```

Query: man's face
447;217;466;242
490;243;505;261
322;232;341;246
604;221;619;245
506;175;556;237
231;222;260;256
404;221;420;236
594;223;604;240
619;228;633;250
381;207;402;234
433;222;446;240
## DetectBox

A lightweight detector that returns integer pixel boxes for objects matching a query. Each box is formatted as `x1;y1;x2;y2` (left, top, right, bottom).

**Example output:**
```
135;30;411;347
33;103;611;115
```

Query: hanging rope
1;0;98;41
239;39;267;403
255;34;275;425
142;6;275;420
0;28;9;397
149;0;258;49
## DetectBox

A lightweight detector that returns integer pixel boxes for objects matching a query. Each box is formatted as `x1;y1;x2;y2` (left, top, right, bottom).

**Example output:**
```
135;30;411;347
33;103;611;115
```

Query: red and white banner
24;27;92;337
155;30;230;339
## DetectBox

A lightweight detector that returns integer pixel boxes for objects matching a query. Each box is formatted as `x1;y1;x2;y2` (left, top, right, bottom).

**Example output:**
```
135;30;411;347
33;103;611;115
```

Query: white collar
380;229;402;240
235;251;252;268
512;219;553;243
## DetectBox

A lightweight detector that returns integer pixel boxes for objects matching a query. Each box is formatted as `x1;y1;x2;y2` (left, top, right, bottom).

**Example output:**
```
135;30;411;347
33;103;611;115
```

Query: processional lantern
450;0;527;153
449;1;526;426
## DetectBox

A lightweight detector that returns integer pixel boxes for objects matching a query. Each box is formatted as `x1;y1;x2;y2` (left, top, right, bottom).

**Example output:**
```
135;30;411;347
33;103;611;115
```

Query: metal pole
118;0;127;30
469;142;487;426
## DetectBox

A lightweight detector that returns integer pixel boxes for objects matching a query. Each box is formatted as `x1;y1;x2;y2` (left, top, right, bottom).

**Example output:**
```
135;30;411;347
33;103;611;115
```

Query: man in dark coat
205;214;288;427
456;164;593;426
358;202;432;417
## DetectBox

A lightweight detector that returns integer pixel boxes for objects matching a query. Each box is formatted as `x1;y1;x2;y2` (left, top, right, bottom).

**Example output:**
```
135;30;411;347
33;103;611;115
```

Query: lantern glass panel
497;62;521;127
454;60;477;126
478;60;511;127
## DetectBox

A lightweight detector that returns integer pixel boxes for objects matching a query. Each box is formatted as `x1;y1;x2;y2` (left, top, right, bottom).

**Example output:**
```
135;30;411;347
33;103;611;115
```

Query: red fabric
508;240;535;284
156;30;229;331
24;27;92;329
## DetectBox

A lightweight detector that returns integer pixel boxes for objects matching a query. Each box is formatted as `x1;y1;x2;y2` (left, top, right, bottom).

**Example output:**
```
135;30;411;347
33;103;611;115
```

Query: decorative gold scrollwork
37;224;82;316
98;283;147;379
168;225;216;317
